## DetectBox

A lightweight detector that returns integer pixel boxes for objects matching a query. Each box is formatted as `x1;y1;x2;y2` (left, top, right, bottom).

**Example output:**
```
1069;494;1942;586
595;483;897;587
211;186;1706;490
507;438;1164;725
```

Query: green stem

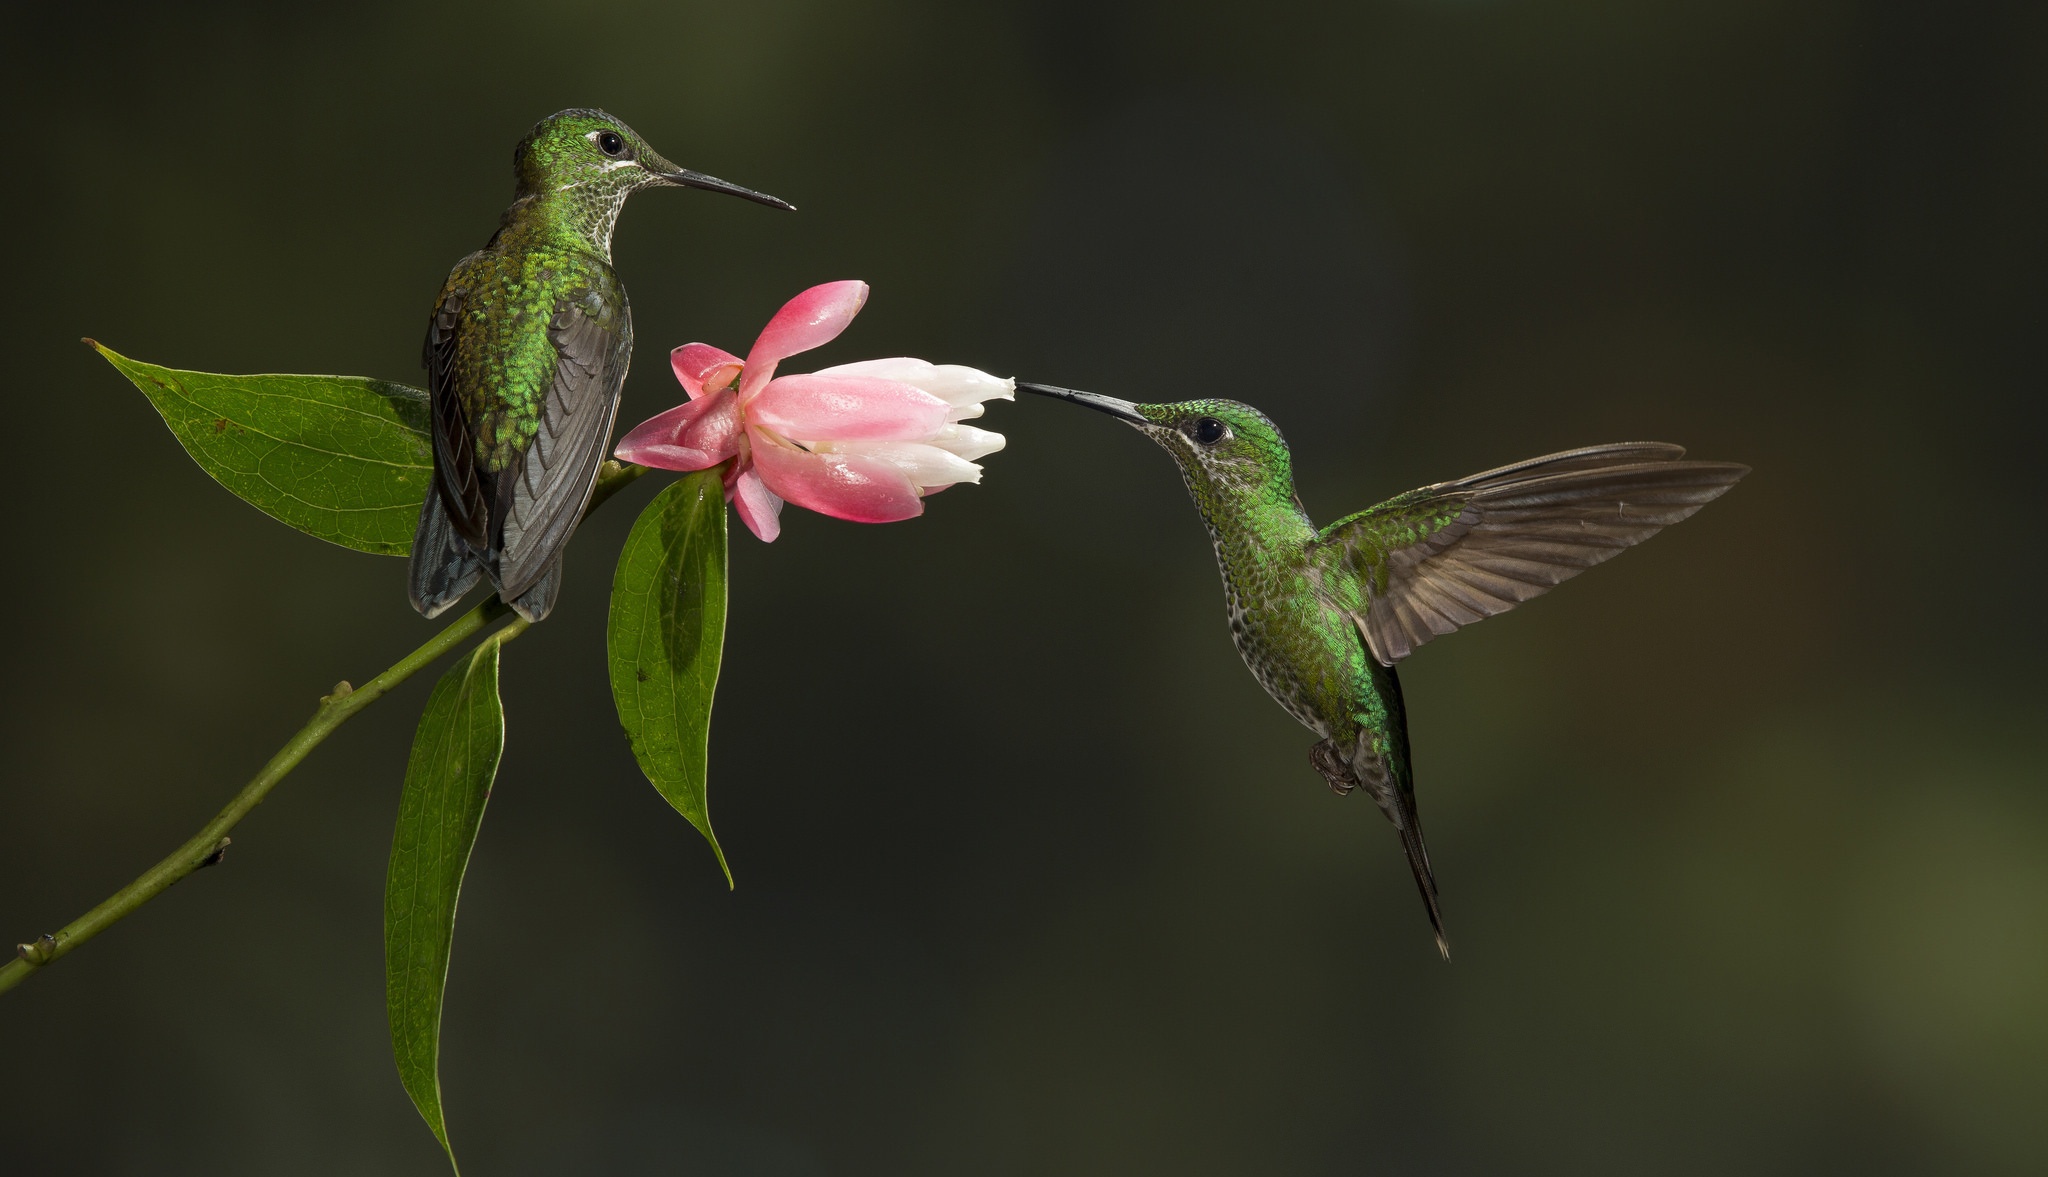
0;461;649;996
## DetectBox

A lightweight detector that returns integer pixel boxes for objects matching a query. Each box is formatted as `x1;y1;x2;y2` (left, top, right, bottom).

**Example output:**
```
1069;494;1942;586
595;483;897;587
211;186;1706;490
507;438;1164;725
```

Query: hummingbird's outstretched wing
491;287;632;613
1316;443;1748;665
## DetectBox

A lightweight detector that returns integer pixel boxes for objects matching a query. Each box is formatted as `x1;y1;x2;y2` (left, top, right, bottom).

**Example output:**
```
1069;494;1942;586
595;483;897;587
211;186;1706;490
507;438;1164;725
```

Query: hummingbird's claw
1309;739;1359;796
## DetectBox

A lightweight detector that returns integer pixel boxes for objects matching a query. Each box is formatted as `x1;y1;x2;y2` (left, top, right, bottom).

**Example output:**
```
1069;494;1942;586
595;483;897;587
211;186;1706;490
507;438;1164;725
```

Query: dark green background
4;2;2044;1173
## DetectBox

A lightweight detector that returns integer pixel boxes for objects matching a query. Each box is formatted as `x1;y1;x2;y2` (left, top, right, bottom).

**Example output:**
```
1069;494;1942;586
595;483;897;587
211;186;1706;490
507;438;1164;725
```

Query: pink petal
812;440;982;488
740;280;869;402
671;344;744;400
747;375;950;443
813;358;1015;418
728;465;784;543
613;389;742;470
750;431;924;524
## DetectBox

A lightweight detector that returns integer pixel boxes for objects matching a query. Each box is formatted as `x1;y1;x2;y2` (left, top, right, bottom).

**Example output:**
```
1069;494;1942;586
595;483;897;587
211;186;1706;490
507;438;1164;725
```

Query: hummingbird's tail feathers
1319;447;1749;664
1365;759;1449;963
1393;809;1450;962
1347;666;1449;959
1326;720;1451;960
505;553;564;623
409;487;486;619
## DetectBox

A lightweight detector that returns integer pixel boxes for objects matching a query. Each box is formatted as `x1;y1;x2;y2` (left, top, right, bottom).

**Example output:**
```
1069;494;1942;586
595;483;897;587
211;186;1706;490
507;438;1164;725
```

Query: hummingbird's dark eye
1191;416;1228;445
596;131;626;157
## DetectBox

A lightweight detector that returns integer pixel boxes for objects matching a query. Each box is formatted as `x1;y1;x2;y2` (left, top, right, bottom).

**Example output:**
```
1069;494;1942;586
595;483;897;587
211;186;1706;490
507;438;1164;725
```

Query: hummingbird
1019;384;1748;957
409;108;792;621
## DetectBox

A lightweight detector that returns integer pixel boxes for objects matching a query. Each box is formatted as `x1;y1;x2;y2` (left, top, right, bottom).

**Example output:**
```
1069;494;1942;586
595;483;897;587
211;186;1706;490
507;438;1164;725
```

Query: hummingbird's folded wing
494;290;631;604
424;287;490;550
1316;443;1748;666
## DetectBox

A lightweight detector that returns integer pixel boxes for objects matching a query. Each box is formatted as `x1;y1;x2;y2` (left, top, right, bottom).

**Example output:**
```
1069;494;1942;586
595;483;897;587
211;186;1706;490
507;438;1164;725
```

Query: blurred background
3;1;2044;1173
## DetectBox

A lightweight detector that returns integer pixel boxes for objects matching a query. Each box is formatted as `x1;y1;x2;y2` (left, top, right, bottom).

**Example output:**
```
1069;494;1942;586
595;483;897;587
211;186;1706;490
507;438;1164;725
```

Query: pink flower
614;281;1013;542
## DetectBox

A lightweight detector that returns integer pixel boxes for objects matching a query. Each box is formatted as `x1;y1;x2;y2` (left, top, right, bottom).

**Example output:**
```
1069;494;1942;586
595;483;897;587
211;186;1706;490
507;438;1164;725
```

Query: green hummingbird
409;108;792;621
1019;384;1748;957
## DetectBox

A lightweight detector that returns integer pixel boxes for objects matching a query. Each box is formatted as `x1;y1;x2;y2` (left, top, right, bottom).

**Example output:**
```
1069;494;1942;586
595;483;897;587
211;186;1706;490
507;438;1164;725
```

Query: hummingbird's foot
1309;739;1359;796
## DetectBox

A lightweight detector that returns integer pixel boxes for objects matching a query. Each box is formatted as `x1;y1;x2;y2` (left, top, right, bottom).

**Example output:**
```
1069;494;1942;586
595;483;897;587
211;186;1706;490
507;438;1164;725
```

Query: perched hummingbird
409;109;792;621
1019;385;1747;957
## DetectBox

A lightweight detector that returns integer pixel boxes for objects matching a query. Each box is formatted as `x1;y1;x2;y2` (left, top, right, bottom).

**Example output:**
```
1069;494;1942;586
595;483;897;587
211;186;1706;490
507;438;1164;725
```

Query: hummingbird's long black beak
663;167;796;212
1017;382;1149;425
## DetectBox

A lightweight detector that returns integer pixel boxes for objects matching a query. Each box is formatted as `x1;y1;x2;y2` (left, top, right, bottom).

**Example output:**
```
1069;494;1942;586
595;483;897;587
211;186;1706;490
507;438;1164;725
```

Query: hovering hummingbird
409;109;792;621
1019;384;1747;957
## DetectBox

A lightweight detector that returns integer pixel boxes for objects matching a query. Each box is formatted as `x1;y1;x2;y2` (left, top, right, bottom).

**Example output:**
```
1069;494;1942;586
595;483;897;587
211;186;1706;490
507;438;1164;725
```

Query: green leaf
608;471;731;883
90;339;431;555
385;637;506;1174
